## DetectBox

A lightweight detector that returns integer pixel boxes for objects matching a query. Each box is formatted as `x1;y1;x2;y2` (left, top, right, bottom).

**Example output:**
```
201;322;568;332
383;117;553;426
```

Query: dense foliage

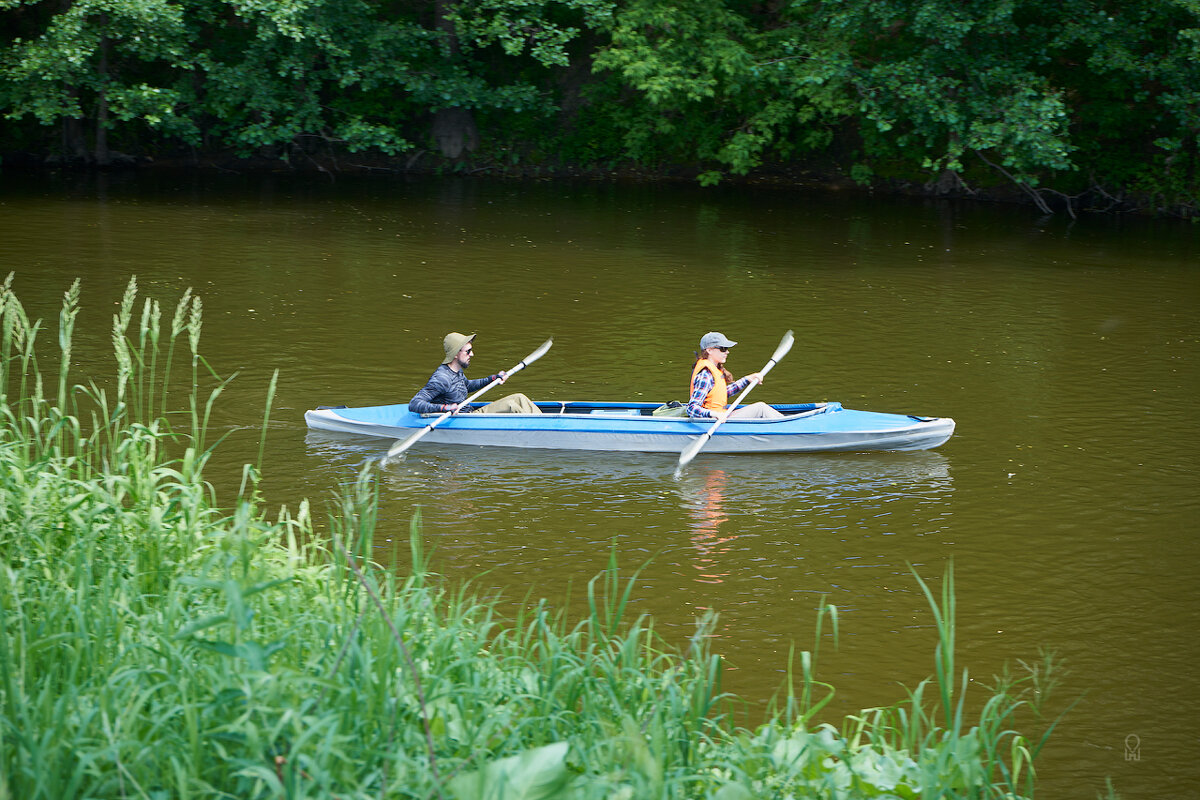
2;0;1196;213
1;274;1067;798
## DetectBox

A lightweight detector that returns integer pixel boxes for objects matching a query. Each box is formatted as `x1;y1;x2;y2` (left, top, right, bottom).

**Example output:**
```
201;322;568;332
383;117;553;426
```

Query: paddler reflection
680;468;735;584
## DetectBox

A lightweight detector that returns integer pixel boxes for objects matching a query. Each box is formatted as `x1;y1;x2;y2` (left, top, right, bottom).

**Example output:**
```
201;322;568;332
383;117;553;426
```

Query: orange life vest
690;359;728;412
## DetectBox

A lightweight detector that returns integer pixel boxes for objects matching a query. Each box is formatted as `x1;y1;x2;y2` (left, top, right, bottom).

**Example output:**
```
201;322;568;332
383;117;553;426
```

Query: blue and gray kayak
304;401;954;454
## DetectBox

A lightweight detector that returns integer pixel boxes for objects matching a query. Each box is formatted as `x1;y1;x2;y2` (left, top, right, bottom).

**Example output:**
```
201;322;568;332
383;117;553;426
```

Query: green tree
1;0;1194;214
1;0;196;163
185;0;421;159
1048;0;1200;212
591;0;1198;212
591;0;855;183
793;0;1080;206
0;0;613;163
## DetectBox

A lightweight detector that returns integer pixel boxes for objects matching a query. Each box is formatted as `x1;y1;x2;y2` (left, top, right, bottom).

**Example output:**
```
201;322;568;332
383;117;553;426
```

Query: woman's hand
745;371;765;385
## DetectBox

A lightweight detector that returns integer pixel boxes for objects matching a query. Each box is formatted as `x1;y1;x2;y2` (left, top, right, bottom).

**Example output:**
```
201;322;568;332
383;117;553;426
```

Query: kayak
303;401;955;454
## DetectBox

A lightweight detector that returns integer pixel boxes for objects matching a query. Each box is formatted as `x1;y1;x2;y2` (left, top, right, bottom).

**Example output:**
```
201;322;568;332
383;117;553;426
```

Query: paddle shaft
386;338;553;458
675;330;794;473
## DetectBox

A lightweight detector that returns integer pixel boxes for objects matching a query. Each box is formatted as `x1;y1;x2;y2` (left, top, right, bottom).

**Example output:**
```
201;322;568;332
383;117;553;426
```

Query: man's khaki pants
478;393;541;414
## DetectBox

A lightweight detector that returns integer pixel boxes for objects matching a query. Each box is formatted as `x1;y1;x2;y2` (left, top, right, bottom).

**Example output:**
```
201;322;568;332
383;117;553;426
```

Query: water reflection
304;430;956;572
678;469;734;584
305;431;953;507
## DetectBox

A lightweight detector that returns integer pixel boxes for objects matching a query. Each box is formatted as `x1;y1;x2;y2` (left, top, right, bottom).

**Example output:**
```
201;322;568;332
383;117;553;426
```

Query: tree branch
974;150;1053;215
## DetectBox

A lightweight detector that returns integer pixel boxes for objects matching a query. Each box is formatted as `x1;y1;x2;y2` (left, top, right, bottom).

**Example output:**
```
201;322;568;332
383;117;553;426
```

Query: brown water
3;171;1197;798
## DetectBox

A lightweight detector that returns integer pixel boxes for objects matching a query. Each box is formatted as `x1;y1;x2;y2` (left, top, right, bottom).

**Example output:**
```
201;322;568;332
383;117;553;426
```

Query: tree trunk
430;0;478;159
63;87;89;162
94;25;111;166
432;107;478;159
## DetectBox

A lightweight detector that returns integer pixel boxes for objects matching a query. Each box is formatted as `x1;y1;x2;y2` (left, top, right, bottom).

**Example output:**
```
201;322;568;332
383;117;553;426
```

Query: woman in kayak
687;332;784;420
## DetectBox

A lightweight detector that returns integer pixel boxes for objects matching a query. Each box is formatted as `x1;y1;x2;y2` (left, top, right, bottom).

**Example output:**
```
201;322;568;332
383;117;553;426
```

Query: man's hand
443;402;460;412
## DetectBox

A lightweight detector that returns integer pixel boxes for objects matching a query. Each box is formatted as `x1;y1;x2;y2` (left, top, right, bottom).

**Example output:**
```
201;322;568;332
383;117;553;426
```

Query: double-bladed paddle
385;337;553;460
674;330;794;477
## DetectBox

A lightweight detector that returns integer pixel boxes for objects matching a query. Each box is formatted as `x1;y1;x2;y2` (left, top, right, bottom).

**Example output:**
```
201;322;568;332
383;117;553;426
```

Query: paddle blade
513;337;553;373
675;428;713;474
386;430;423;459
762;329;794;376
386;416;448;459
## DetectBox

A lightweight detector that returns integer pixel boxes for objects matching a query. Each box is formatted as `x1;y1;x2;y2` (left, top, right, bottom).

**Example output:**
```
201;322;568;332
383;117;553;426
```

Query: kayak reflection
304;432;952;498
304;432;953;543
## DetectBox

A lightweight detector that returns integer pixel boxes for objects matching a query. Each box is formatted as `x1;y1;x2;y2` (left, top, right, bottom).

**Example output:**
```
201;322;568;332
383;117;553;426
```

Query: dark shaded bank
2;148;1189;220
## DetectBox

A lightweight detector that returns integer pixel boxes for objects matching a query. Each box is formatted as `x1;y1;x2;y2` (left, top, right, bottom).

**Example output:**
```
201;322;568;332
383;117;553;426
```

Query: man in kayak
687;332;784;420
410;332;541;414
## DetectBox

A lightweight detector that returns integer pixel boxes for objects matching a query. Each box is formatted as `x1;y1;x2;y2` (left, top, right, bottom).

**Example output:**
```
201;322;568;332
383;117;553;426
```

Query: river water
2;171;1197;798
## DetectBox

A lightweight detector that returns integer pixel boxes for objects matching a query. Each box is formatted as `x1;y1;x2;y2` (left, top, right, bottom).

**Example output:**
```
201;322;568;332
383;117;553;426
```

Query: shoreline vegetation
2;276;1069;798
1;1;1197;219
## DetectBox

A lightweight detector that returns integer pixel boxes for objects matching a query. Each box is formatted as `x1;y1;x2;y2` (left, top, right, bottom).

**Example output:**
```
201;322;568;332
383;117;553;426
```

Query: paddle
674;329;794;477
385;337;553;460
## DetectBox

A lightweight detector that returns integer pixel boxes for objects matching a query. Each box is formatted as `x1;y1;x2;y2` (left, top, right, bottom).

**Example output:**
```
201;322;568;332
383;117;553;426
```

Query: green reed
1;278;1065;799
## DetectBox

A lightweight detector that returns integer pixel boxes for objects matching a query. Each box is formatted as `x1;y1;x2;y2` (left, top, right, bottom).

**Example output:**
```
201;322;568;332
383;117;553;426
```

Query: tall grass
1;277;1064;799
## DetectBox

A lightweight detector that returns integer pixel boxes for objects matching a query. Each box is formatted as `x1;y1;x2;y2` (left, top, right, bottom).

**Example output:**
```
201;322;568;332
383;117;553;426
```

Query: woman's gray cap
442;332;476;364
699;331;737;350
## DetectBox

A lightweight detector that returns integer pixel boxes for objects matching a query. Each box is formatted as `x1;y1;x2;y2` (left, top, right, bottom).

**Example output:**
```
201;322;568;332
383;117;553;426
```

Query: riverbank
3;145;1192;220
